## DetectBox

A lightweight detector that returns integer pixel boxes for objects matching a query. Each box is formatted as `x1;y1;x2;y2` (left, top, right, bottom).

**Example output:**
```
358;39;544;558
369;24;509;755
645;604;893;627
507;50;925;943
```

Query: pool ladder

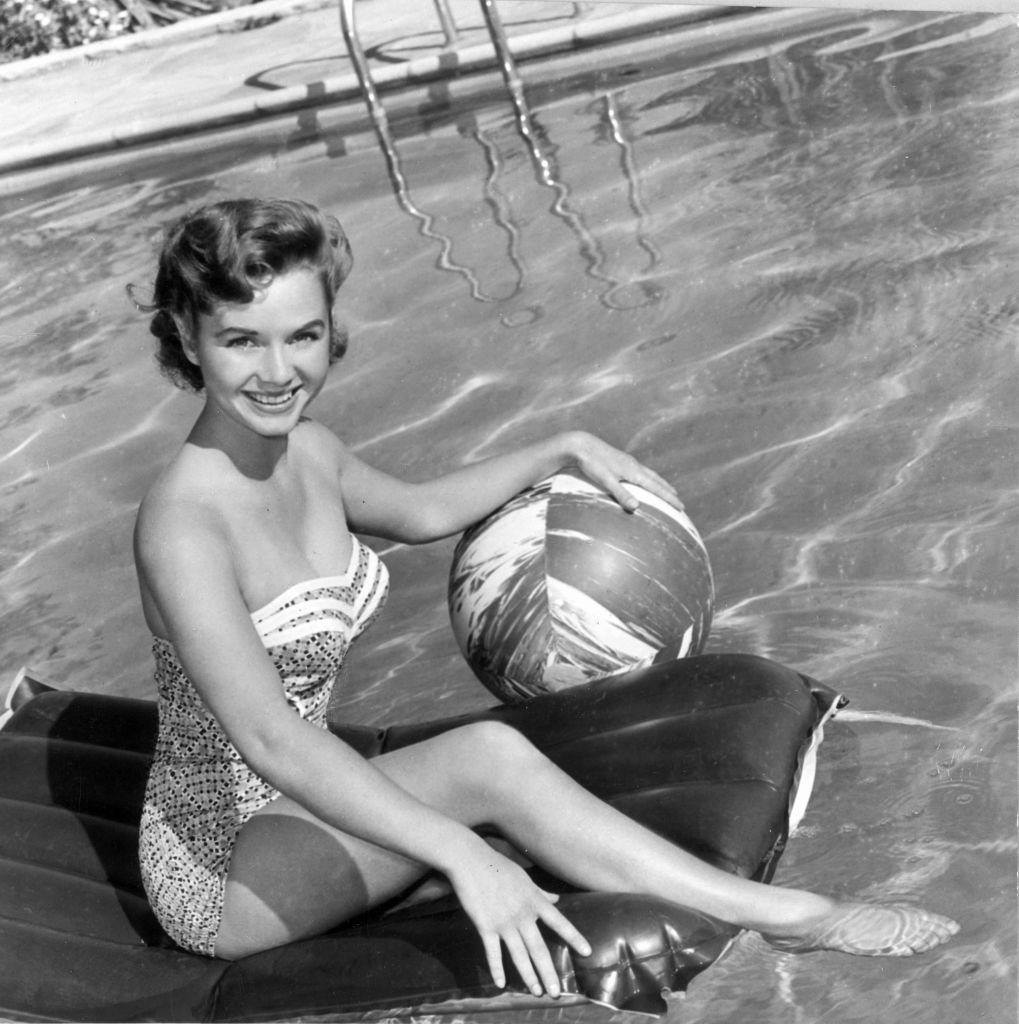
338;0;539;147
337;0;586;300
338;0;658;308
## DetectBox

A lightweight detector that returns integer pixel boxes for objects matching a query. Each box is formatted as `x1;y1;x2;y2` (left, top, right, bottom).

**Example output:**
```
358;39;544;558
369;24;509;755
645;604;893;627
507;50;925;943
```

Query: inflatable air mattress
0;654;841;1021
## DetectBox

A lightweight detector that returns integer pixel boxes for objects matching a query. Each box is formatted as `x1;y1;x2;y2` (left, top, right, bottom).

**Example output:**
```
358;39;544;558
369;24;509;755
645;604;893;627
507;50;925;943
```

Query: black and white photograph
0;1;1015;1021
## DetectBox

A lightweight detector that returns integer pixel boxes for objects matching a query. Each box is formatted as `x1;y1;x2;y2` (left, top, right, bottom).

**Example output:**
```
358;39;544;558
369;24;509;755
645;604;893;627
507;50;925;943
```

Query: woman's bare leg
216;791;433;957
396;722;957;954
217;721;957;959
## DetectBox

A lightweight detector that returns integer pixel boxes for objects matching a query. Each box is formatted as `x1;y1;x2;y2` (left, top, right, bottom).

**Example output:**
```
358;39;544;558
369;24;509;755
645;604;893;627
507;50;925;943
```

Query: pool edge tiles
0;5;812;179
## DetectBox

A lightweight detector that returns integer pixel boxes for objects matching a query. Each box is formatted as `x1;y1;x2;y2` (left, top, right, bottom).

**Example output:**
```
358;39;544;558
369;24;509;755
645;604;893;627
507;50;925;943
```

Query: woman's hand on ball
448;841;591;997
562;432;684;512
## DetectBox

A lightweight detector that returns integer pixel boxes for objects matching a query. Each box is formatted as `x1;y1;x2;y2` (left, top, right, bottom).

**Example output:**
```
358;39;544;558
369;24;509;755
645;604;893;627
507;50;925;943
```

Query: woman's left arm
338;430;681;544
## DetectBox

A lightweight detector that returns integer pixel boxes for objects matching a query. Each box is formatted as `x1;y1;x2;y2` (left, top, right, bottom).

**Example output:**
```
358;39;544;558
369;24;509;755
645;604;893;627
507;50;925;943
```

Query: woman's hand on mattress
449;844;591;997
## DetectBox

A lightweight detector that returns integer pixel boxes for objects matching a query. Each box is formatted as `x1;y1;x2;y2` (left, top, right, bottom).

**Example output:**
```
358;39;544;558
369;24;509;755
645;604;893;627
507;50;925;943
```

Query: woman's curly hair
136;198;353;391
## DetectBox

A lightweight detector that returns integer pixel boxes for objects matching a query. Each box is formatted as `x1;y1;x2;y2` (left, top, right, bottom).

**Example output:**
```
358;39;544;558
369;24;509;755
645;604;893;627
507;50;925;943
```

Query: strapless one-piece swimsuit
138;536;389;956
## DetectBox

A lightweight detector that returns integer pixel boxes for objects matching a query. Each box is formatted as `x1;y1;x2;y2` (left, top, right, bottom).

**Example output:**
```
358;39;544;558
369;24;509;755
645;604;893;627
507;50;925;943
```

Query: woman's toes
764;903;959;957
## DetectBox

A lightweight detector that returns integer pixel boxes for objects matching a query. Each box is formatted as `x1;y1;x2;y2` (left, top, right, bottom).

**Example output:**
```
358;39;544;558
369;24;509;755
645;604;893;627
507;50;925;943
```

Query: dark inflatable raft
0;654;841;1022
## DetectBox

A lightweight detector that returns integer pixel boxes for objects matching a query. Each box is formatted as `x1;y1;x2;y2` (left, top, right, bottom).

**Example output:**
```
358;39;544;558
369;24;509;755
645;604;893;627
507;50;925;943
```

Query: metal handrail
336;1;656;309
338;0;548;184
337;0;518;299
339;0;530;135
337;0;539;300
432;0;461;46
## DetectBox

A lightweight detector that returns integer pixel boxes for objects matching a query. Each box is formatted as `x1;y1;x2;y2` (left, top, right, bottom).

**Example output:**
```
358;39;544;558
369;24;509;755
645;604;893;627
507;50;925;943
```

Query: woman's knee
375;721;546;823
449;720;545;788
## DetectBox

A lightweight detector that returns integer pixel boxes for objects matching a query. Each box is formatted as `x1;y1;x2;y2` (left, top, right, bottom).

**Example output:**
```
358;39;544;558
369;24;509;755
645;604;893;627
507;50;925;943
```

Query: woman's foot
763;902;959;957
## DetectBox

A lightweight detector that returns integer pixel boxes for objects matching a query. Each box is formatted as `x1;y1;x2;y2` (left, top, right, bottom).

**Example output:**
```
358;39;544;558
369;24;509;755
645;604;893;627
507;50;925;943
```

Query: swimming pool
1;7;1016;1022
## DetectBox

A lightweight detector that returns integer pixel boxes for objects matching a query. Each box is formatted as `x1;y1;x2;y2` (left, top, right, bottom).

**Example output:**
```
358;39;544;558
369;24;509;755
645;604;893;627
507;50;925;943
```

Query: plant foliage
1;0;250;63
1;0;131;61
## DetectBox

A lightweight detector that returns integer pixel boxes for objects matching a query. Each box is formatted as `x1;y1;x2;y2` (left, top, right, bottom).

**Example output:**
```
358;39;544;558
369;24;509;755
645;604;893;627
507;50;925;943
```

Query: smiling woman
0;8;1012;1018
183;269;332;435
124;196;957;986
139;198;352;395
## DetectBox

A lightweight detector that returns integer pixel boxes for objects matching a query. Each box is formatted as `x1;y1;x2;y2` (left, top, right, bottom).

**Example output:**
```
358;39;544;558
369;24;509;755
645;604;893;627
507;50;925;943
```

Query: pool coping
1;4;737;176
0;0;336;83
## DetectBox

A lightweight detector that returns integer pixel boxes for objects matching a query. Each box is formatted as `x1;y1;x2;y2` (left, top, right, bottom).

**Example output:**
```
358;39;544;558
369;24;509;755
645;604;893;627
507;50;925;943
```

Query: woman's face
185;266;332;441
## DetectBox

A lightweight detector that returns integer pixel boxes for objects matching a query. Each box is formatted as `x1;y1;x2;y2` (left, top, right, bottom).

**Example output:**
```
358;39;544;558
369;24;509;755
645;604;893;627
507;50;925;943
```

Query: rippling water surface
1;8;1016;1022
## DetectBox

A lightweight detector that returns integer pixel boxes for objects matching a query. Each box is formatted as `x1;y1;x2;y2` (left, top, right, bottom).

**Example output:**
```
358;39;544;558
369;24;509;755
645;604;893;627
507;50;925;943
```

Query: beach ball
448;470;713;703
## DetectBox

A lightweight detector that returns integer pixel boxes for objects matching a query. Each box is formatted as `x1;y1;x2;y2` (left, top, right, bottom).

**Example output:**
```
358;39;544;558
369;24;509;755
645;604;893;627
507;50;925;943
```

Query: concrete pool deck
0;0;739;175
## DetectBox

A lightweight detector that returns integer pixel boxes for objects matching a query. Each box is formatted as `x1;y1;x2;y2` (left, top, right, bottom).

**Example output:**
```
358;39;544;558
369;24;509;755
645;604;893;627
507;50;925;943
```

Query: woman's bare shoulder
135;448;231;563
292;417;351;469
133;449;241;636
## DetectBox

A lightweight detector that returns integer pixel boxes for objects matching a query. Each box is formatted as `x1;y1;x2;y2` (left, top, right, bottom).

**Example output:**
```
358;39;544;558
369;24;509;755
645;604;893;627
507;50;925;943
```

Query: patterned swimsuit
138;536;389;956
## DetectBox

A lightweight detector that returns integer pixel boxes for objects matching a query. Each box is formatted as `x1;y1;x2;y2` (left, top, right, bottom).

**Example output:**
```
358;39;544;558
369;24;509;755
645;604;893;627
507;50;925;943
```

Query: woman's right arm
134;497;588;994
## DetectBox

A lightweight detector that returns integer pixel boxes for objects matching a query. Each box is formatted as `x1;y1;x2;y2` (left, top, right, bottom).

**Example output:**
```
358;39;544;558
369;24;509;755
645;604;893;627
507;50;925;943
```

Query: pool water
1;7;1016;1022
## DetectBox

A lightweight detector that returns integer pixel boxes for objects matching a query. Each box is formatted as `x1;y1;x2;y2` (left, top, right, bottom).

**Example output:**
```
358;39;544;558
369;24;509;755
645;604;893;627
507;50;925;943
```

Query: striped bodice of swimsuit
150;535;389;757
